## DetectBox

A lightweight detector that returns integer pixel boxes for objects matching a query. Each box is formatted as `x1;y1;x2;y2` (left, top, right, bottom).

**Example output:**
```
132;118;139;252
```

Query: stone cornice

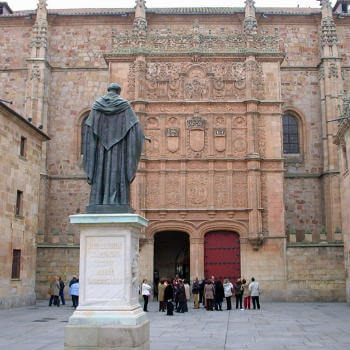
0;101;50;141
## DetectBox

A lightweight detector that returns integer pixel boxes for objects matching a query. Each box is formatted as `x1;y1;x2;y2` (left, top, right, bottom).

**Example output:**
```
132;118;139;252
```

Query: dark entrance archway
204;231;240;282
154;231;190;284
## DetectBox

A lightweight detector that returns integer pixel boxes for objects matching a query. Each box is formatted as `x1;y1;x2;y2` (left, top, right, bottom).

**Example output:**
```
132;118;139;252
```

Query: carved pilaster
243;0;258;37
190;237;204;279
133;0;147;47
319;0;343;239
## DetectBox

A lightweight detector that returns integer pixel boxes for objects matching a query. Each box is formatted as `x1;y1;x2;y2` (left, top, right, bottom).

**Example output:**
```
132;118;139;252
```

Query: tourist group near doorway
141;276;261;315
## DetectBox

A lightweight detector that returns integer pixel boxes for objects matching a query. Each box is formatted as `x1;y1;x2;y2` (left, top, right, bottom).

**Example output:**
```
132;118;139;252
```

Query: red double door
204;231;240;282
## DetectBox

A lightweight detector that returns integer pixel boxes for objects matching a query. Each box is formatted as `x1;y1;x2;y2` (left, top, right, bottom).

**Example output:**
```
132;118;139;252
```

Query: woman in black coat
214;280;225;311
164;280;174;316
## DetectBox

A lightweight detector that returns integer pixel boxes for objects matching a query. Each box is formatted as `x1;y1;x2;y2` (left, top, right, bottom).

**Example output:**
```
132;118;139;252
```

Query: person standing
184;279;190;312
234;278;243;310
69;275;78;287
58;276;65;306
176;280;187;313
192;277;200;309
164;279;174;316
204;280;215;311
49;275;60;307
199;278;205;305
141;279;152;312
69;278;80;309
249;277;261;310
214;280;224;311
158;279;166;312
223;278;233;310
242;278;251;310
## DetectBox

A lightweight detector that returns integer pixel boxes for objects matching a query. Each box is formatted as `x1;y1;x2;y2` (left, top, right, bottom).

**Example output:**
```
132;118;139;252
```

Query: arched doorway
154;231;190;284
204;231;240;282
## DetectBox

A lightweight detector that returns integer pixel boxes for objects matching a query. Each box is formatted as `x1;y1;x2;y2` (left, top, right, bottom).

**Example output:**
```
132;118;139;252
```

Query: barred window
11;249;21;279
283;114;299;154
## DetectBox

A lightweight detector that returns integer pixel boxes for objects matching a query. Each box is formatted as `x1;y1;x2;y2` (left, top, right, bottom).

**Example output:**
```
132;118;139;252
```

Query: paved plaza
0;301;349;350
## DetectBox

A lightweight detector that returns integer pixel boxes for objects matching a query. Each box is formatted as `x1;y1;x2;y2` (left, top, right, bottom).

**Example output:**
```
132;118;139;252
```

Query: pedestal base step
64;320;150;350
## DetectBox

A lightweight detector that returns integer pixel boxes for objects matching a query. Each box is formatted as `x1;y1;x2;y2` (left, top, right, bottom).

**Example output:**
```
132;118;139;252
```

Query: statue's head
107;82;121;94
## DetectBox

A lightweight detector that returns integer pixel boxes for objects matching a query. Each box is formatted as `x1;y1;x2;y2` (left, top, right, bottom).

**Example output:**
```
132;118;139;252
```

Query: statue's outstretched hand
145;136;152;143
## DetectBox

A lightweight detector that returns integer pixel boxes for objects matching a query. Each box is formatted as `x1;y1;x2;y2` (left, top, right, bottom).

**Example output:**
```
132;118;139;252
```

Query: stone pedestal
64;214;149;350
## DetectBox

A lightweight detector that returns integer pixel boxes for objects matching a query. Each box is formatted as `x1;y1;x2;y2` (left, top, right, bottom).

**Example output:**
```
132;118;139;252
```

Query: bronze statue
83;83;149;213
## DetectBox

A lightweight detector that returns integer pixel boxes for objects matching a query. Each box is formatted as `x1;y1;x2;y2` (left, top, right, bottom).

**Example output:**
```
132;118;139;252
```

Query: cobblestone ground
0;300;349;350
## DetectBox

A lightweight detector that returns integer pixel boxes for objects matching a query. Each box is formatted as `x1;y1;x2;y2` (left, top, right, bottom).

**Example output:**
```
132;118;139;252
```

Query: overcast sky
9;0;330;11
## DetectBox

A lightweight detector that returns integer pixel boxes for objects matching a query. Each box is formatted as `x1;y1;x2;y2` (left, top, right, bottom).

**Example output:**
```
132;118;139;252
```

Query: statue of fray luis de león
82;83;149;213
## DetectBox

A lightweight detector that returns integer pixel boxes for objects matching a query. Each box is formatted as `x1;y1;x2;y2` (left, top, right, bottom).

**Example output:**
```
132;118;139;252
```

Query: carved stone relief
165;175;181;207
145;61;264;101
232;129;247;157
187;174;208;207
232;171;248;207
127;63;136;99
214;174;229;207
145;130;161;156
146;174;161;208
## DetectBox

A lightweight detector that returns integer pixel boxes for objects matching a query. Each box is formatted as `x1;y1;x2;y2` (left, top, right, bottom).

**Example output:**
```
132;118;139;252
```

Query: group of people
142;275;261;316
48;275;80;308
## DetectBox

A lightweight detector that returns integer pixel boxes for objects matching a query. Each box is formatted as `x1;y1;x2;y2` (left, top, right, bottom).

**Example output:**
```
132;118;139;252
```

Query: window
283;114;300;154
20;136;27;157
11;249;21;279
15;190;23;216
80;115;89;155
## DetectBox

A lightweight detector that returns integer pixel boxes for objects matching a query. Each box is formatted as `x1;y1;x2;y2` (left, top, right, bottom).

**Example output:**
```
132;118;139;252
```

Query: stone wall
286;244;345;302
0;103;47;308
35;246;80;300
284;178;324;241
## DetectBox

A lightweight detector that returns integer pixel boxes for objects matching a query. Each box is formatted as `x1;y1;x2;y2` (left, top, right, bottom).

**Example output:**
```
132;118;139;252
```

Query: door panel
204;231;240;282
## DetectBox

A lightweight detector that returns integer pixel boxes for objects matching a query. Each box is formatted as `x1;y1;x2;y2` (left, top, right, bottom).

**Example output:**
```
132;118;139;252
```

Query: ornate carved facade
1;0;350;304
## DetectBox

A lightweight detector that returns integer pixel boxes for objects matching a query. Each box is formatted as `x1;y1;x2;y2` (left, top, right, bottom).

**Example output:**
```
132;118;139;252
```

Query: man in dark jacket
214;280;224;311
164;280;174;316
199;278;205;304
58;276;65;305
235;278;243;310
176;280;187;313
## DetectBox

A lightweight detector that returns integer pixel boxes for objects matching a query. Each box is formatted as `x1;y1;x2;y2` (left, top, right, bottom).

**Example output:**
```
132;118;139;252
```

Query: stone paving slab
0;301;349;350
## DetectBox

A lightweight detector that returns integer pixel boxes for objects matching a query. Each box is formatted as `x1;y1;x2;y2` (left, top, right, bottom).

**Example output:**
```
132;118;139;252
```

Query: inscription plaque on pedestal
85;236;125;300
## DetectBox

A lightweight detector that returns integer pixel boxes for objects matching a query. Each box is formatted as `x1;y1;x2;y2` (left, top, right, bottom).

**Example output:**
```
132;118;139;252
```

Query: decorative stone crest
167;128;180;137
214;128;226;137
187;113;206;153
186;114;206;130
214;128;226;152
166;128;180;153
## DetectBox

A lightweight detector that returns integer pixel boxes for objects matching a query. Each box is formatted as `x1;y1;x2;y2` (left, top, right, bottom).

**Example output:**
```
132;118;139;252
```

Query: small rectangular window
20;136;27;157
11;249;21;279
15;190;23;216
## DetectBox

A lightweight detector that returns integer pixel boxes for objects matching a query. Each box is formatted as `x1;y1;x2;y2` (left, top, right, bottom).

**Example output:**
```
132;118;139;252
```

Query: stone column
64;214;149;350
190;237;204;280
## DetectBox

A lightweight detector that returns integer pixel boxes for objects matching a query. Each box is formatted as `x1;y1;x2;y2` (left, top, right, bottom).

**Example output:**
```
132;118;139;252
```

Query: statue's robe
83;92;144;209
